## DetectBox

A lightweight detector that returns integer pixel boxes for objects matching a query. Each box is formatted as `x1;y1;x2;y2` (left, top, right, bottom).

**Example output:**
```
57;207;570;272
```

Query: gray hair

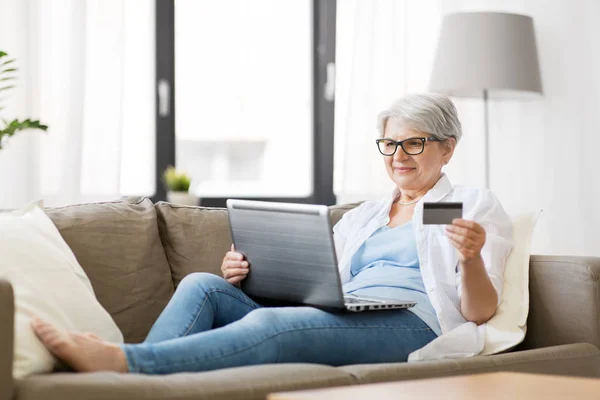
376;93;462;143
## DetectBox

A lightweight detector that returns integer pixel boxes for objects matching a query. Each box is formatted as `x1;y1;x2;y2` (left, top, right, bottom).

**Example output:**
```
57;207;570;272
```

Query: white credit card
423;202;463;225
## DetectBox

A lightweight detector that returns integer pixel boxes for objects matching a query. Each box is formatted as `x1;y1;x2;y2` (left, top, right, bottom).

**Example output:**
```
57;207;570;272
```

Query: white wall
0;0;35;208
335;0;600;257
442;0;600;256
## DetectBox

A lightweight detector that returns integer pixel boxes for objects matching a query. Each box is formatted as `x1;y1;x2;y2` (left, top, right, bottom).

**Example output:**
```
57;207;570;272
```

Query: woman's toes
30;318;127;373
84;333;102;341
31;318;74;357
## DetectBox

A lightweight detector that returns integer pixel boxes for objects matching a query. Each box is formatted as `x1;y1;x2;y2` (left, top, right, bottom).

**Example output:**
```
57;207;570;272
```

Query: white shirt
333;174;513;361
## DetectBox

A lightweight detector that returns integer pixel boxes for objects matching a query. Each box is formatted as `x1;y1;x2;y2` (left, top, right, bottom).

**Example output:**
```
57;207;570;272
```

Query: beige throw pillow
481;210;542;355
0;202;123;378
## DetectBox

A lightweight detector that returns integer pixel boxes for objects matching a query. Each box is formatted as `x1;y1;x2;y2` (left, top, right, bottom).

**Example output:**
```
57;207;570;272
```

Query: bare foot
31;318;128;373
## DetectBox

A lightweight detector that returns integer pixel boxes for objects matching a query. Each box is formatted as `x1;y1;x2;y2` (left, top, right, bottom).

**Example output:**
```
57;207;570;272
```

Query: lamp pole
483;88;490;189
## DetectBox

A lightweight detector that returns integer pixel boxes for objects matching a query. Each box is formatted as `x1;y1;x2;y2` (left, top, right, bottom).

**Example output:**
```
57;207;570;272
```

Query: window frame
152;0;336;206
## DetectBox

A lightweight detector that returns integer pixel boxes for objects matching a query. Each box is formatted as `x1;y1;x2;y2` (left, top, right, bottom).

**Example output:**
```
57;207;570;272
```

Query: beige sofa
1;197;599;400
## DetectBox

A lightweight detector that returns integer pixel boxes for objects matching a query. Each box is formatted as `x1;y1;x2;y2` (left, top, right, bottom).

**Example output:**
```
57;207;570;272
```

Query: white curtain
0;0;155;208
335;0;600;256
334;0;444;203
0;0;34;208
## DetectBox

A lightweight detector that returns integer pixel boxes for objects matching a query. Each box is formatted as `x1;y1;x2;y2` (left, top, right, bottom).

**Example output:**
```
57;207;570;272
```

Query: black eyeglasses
375;137;441;156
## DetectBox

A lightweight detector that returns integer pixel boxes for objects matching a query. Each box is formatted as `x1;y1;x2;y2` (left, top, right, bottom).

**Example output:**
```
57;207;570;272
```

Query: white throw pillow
0;201;123;378
481;210;542;355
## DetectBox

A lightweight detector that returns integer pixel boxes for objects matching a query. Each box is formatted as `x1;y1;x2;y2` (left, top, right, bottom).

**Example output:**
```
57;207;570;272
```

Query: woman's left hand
445;219;486;263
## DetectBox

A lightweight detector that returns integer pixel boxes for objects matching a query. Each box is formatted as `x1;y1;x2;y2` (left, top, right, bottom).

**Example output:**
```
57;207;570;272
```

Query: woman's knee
241;307;318;329
177;272;229;293
242;308;280;327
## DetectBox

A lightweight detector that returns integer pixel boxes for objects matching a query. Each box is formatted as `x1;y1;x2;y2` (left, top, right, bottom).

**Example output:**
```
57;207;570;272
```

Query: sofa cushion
520;255;600;350
155;204;230;287
339;343;600;384
480;210;540;355
155;202;362;288
329;202;362;226
2;203;123;378
16;364;355;400
45;197;174;343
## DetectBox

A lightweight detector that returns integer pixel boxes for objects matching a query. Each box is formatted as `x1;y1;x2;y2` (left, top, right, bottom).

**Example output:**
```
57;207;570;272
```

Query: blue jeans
121;273;437;374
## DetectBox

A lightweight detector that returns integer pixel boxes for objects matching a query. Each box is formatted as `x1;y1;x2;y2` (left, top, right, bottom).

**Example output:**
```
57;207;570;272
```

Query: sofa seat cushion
339;343;600;384
155;202;363;288
15;364;355;400
45;197;174;343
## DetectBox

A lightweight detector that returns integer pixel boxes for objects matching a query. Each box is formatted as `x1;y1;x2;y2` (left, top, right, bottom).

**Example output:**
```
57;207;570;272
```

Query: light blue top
342;221;442;336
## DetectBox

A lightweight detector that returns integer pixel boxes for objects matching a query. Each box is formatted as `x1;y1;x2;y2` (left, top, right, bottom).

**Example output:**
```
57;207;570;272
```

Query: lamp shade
429;12;543;98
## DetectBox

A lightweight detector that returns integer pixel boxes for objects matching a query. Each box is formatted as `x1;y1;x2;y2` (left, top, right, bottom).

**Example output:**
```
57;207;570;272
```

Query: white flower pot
166;191;200;206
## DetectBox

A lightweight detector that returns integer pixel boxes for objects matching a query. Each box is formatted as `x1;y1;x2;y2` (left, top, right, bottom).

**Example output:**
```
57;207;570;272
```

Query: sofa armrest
521;255;600;350
0;279;14;400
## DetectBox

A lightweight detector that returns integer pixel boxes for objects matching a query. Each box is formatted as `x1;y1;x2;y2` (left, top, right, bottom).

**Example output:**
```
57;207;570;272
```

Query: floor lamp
429;12;543;188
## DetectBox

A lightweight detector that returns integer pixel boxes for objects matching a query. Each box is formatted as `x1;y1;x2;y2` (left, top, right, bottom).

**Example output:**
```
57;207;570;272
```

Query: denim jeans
121;272;437;374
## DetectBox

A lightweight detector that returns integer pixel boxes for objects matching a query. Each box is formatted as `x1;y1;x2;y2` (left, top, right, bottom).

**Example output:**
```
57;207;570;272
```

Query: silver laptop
226;199;416;312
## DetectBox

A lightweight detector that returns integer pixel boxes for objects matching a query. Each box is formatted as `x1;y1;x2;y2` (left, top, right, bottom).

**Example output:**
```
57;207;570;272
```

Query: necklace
397;197;420;205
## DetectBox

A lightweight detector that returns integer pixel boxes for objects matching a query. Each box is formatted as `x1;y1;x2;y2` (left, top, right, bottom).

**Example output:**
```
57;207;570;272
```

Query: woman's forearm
459;254;498;325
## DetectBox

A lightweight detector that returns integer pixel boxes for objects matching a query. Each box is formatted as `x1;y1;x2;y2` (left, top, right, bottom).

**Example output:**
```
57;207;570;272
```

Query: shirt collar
421;173;453;203
387;173;453;207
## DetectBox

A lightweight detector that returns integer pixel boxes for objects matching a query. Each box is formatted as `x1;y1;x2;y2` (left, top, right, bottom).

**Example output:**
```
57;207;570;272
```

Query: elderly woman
32;93;512;373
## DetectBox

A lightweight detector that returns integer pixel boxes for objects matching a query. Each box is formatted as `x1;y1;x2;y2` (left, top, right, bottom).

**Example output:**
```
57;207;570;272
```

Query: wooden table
269;372;600;400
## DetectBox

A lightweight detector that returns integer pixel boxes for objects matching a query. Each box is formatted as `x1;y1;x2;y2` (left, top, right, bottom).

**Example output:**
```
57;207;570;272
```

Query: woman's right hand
221;244;250;286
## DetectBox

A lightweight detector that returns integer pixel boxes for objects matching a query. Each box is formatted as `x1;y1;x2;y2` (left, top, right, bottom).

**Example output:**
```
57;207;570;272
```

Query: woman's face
382;117;455;193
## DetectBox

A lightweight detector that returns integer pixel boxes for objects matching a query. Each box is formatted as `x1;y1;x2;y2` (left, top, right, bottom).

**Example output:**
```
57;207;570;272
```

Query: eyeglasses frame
375;136;442;156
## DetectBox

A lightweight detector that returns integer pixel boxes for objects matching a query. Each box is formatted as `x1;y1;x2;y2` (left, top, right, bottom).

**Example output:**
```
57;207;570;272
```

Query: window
154;0;336;206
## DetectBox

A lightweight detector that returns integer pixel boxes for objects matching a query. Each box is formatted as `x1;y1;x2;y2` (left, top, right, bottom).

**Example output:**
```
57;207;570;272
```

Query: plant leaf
0;85;15;92
0;51;6;59
0;119;49;147
162;166;192;192
0;68;17;74
0;77;15;82
0;59;16;67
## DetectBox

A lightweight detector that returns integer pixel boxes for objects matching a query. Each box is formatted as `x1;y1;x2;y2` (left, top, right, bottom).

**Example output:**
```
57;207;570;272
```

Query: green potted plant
162;166;199;206
0;50;48;149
